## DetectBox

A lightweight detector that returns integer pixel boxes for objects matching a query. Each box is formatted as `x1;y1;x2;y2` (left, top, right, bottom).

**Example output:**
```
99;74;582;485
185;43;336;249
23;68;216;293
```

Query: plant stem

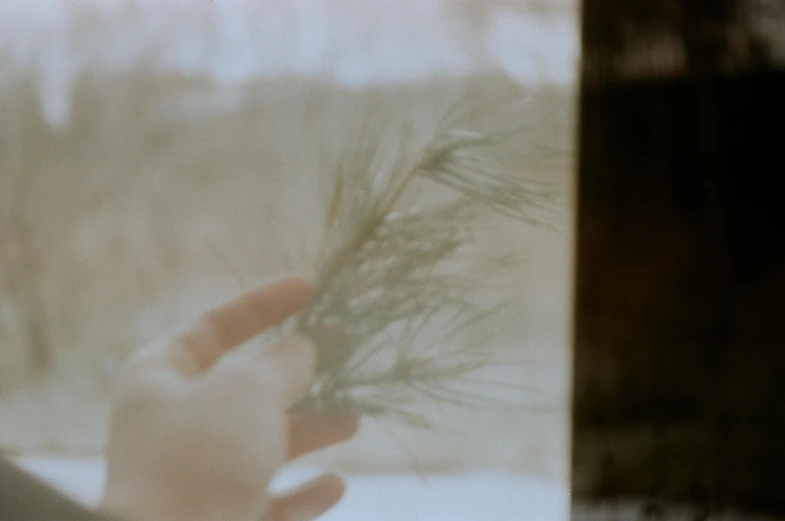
310;158;426;307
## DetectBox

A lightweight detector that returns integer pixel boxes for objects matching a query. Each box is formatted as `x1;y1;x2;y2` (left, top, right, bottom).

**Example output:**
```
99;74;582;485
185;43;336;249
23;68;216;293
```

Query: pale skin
100;276;360;521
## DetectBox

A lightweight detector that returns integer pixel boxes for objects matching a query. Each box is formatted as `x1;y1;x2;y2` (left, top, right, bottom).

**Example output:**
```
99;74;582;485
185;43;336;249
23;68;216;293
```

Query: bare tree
0;80;130;377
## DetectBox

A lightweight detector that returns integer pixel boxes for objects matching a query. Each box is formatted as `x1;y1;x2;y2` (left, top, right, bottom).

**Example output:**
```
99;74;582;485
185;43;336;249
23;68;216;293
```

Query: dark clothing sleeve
0;456;121;521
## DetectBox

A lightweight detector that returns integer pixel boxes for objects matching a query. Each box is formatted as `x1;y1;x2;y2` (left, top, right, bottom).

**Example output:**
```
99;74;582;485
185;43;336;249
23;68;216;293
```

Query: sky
0;0;580;127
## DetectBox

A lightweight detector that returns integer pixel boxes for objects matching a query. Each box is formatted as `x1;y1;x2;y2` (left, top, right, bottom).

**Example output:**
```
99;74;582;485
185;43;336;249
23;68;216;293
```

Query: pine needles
256;92;562;427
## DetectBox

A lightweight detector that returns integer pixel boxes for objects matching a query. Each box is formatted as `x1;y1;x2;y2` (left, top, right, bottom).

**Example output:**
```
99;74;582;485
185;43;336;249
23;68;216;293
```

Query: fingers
209;333;317;410
254;334;317;408
268;473;345;521
172;277;314;375
287;411;360;460
303;324;353;373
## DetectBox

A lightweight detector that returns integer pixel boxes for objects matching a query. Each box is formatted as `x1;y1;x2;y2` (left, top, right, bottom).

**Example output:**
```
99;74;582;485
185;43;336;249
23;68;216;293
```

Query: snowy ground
17;457;784;521
15;456;570;521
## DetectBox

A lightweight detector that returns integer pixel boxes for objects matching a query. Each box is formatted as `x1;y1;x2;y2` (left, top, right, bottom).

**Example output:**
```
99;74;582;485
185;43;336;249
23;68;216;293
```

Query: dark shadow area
572;0;785;516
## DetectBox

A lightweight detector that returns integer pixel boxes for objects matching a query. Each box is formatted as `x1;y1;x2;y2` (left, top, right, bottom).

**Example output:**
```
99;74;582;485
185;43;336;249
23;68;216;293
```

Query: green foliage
258;93;562;427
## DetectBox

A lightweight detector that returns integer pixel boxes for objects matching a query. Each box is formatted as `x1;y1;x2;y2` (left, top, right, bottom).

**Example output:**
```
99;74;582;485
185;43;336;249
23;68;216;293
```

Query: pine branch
258;93;563;427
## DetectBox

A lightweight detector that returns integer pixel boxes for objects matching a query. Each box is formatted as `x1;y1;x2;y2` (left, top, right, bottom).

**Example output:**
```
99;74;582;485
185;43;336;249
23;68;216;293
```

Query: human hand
100;277;359;521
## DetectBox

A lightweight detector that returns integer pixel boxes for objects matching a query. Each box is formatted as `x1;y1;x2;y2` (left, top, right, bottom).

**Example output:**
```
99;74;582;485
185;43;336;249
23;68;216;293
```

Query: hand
100;277;359;521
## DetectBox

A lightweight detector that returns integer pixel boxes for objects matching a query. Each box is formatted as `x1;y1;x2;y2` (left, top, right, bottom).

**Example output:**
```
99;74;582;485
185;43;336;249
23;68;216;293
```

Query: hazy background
0;0;578;483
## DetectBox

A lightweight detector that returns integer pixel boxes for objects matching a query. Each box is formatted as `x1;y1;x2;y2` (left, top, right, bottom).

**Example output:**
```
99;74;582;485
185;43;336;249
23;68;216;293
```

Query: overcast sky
1;0;580;126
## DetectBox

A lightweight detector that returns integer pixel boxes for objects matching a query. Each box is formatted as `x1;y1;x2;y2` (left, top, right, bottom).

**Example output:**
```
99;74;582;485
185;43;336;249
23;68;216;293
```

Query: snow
14;456;570;521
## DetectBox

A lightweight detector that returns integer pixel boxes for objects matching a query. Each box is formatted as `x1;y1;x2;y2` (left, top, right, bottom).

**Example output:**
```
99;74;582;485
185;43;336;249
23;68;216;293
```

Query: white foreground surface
15;457;570;521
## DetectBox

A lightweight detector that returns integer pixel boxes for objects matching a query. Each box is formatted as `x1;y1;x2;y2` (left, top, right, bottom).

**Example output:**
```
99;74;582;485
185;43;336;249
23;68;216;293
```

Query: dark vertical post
571;0;785;517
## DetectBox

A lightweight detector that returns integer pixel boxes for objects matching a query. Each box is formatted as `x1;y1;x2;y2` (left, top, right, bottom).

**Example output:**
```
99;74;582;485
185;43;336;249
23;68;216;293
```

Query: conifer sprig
257;94;562;426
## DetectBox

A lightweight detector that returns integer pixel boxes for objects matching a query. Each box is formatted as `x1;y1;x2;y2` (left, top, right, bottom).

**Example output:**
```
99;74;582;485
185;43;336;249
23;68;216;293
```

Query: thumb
255;334;317;408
